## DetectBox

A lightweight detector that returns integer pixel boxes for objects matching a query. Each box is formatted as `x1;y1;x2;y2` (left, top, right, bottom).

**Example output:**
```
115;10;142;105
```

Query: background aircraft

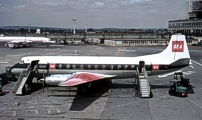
0;36;55;48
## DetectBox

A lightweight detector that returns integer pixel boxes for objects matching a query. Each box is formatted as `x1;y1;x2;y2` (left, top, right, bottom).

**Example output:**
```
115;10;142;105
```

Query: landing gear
134;88;140;97
77;82;92;95
22;84;31;95
78;86;89;94
150;88;153;98
133;78;140;98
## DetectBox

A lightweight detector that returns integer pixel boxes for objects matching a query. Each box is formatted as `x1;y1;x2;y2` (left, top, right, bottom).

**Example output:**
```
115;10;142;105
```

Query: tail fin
160;34;190;61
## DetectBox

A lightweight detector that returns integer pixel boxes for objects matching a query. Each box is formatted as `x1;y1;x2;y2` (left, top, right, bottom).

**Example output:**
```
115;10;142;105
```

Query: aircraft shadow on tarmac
48;80;111;111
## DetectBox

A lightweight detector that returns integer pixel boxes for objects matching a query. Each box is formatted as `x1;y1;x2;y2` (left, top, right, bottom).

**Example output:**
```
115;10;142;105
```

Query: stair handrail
143;66;150;95
136;67;141;96
24;65;32;76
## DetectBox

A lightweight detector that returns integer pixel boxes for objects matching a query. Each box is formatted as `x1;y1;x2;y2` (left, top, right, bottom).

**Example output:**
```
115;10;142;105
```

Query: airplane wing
10;40;24;43
58;72;116;86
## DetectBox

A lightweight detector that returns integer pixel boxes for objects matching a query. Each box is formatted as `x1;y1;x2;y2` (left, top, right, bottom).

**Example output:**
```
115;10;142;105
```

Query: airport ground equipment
12;60;39;95
0;78;3;95
135;61;152;98
168;79;187;97
0;72;9;85
4;67;17;81
174;72;190;87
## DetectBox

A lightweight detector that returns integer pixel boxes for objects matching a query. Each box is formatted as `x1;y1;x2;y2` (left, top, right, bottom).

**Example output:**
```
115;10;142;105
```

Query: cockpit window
19;60;24;64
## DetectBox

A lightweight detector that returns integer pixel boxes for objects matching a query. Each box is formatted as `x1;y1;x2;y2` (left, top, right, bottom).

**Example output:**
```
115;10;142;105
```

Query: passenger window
66;64;70;69
131;65;135;70
94;65;98;69
124;65;128;70
72;64;76;69
58;64;62;69
88;65;91;69
110;65;114;70
102;65;106;69
118;65;121;70
80;65;84;69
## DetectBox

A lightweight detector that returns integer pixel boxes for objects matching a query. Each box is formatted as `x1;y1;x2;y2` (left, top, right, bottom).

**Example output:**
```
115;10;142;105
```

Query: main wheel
150;91;153;98
77;86;89;95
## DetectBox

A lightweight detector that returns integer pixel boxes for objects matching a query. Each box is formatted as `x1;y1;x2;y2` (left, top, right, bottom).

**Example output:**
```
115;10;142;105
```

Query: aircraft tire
150;89;153;98
77;86;89;95
168;91;171;95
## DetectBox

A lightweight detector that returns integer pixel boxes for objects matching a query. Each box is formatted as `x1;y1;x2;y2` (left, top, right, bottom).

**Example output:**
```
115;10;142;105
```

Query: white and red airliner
0;36;55;48
10;34;191;89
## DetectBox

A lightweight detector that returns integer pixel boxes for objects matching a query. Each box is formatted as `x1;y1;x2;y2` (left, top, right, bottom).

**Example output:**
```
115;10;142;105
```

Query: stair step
139;77;150;98
16;75;29;95
141;86;148;88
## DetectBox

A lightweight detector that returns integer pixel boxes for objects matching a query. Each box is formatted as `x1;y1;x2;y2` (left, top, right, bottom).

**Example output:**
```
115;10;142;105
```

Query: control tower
188;0;202;19
168;0;202;34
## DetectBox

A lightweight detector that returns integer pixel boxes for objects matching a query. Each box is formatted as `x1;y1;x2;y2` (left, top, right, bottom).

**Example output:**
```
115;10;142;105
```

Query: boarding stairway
12;60;39;95
136;61;151;98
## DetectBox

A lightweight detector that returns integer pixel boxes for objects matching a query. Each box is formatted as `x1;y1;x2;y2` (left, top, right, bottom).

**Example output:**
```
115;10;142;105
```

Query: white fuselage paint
0;37;54;43
11;54;187;79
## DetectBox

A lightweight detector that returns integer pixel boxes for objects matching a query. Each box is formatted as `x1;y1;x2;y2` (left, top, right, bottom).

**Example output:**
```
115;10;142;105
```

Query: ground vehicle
168;80;187;97
174;72;190;87
0;72;9;85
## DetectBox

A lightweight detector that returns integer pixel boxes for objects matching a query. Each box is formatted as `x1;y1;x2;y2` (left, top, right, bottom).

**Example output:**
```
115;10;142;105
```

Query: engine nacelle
45;74;72;86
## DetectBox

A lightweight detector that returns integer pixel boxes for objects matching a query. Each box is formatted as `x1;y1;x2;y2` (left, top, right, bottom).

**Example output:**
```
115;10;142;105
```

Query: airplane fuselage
10;56;189;80
0;37;54;48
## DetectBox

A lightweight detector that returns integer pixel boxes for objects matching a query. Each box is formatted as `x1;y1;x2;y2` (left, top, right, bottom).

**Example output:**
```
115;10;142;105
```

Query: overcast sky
0;0;186;28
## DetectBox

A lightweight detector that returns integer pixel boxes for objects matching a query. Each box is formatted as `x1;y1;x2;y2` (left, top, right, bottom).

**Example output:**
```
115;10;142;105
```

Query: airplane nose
5;67;12;73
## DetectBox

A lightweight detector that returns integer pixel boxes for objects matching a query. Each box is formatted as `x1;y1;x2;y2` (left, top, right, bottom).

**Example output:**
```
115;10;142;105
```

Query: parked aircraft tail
158;34;190;61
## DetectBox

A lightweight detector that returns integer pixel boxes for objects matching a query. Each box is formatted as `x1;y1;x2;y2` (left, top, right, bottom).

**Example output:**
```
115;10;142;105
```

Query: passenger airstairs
136;61;151;98
12;60;39;95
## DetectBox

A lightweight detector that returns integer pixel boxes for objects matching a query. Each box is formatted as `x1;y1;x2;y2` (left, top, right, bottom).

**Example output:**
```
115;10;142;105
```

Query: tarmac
0;44;202;120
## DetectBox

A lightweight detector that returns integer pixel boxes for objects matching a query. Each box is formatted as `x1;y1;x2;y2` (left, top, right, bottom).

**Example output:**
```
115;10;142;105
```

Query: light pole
28;24;30;33
85;24;88;33
72;19;77;34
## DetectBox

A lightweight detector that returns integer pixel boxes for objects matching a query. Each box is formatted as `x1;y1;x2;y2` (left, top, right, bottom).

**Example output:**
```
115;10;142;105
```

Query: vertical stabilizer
159;34;190;61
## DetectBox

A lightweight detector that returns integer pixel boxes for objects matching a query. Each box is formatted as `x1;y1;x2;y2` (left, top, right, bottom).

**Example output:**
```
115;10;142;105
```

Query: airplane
9;34;191;96
0;36;55;48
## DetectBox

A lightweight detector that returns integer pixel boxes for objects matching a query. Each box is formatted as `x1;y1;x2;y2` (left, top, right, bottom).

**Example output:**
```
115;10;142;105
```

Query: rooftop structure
168;0;202;34
188;0;202;19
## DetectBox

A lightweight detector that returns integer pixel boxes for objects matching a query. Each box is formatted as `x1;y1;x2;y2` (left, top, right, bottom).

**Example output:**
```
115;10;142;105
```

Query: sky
0;0;186;29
